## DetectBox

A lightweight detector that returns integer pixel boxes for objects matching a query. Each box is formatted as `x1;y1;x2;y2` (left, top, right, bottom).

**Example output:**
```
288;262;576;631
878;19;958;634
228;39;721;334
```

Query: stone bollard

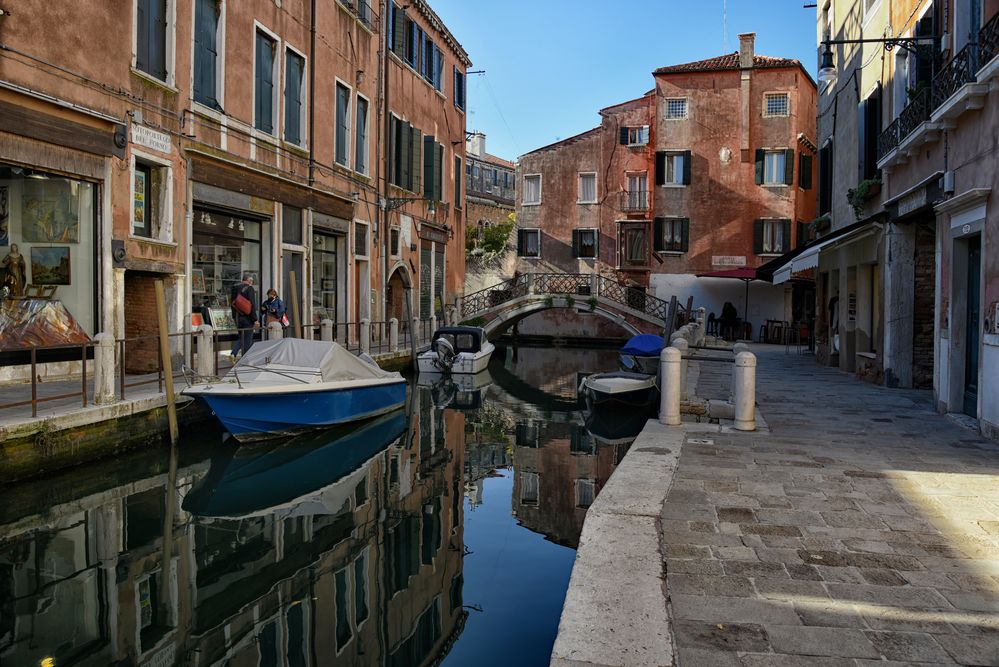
672;337;689;400
197;324;214;378
431;315;438;335
412;317;420;346
360;318;371;354
659;347;682;426
697;308;707;345
730;343;749;400
320;319;334;342
93;332;116;405
389;318;399;352
455;297;463;321
733;351;757;431
268;321;283;340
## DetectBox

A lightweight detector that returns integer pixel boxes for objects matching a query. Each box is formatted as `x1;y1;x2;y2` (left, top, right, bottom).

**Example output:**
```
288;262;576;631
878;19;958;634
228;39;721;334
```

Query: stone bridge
456;273;683;339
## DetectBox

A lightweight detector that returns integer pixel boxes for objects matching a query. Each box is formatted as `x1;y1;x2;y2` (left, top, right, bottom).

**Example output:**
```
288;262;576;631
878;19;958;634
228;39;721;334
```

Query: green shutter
754;149;764;185
423;135;435;199
517;229;526;256
653;218;665;252
682;150;692;185
571;230;580;257
400;122;411;190
799;154;813;189
753;219;764;254
680;219;690;252
784;148;795;185
411;127;422;194
781;219;792;253
434;144;444;202
655;151;665;186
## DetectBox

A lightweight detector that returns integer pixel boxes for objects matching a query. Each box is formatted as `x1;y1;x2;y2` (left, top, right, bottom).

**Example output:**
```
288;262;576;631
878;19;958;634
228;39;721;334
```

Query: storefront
311;212;348;328
0;163;99;353
418;224;449;320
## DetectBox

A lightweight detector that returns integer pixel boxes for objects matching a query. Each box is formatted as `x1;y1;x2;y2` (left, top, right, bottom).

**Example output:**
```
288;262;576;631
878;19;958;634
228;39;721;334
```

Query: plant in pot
846;178;882;220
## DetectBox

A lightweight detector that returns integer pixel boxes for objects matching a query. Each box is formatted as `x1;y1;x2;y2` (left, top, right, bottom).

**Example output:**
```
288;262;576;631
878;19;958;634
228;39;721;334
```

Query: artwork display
21;179;80;243
133;170;147;234
30;246;71;285
0;185;9;246
191;268;206;293
2;244;28;296
208;307;236;331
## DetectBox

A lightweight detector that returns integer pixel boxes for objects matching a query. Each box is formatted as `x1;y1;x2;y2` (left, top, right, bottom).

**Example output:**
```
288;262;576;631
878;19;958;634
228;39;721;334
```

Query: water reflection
0;344;648;667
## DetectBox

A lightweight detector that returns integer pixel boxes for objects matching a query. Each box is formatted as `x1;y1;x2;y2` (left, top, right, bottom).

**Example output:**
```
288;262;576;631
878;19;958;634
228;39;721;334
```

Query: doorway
963;236;981;416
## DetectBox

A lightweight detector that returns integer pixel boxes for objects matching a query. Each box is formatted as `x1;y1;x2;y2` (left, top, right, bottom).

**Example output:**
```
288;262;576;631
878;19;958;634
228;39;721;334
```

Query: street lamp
817;37;938;84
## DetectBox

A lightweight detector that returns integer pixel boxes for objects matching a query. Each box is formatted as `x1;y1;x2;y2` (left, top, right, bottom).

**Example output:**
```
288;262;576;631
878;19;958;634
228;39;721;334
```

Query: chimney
466;132;485;157
739;32;755;69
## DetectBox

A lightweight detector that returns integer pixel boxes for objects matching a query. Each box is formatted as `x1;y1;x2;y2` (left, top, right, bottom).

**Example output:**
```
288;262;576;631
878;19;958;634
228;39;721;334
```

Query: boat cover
229;338;400;386
620;334;665;356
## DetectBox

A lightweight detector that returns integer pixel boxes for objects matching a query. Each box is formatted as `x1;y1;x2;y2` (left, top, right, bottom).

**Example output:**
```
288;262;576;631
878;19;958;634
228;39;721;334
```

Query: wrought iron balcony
980;9;999;68
932;42;979;109
619;190;649;213
877;117;901;162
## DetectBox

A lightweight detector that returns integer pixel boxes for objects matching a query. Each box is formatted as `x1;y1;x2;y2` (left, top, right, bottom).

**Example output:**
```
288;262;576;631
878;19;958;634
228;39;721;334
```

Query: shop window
311;231;340;326
572;228;598;258
192;208;266;319
132;159;171;241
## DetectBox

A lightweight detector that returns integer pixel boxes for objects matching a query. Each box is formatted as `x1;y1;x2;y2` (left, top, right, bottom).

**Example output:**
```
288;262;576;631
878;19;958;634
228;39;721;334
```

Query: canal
0;344;648;667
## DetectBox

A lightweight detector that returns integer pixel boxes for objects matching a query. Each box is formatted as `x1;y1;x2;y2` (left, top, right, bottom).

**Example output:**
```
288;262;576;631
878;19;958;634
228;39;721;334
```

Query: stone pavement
668;345;999;666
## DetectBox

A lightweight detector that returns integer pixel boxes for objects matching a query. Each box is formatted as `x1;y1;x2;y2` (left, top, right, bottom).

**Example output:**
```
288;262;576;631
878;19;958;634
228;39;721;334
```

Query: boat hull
417;346;494;374
193;380;407;442
619;353;660;375
581;372;659;410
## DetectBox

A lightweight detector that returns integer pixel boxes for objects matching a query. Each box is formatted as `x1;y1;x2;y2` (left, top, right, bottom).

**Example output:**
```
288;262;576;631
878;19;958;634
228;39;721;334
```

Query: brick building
515;34;817;336
0;0;469;376
463;132;517;293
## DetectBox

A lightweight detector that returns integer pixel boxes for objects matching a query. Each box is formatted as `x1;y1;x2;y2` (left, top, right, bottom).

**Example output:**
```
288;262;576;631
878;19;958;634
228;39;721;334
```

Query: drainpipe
379;0;391;321
308;0;317;186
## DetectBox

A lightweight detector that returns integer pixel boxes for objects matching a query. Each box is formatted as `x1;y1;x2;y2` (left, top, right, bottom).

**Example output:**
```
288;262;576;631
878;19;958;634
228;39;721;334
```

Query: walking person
230;273;259;358
260;288;287;327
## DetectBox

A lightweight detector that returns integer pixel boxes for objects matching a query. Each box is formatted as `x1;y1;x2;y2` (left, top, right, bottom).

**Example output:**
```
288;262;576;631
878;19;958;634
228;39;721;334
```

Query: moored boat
183;338;406;442
579;371;659;410
619;333;665;375
417;326;495;375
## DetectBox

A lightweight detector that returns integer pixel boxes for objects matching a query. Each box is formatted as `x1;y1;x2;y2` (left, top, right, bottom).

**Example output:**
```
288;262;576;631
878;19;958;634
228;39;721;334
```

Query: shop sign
896;188;926;218
712;256;746;267
131;124;172;154
418;225;449;244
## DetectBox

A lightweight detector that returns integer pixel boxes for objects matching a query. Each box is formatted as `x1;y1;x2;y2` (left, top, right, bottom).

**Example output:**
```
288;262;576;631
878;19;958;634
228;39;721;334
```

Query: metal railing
618;190;650;213
981;10;999;66
0;341;95;418
460;274;529;318
877;116;901;161
118;330;198;400
597;275;673;322
533;273;591;296
932;42;979;109
340;0;377;29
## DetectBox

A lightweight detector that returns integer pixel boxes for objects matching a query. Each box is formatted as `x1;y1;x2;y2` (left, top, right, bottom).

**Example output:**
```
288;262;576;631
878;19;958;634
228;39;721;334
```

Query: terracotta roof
599;92;655;114
654;52;800;74
482;153;515;169
520;126;602;158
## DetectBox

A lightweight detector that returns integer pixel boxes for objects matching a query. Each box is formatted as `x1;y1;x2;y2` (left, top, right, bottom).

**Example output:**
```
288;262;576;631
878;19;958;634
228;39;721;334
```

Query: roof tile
654;52;800;74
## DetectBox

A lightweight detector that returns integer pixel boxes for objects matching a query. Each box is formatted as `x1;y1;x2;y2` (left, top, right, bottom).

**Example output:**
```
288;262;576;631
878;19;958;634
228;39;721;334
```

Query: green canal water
0;344;650;667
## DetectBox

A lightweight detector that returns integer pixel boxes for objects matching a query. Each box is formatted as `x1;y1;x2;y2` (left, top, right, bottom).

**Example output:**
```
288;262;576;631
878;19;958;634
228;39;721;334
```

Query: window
620;224;648;267
423;135;444;202
578;172;597;203
764;92;789;117
665;98;687;119
355;94;369;174
654;217;689;253
626;173;648;210
754;219;791;255
656;150;690;186
858;86;882;181
354;221;368;257
388;114;422;192
132;159;171;241
285;49;305;145
517;229;540;258
523;174;541;205
335;568;352;651
282;205;302;245
390;227;401;256
756;148;794;186
423;38;444;90
454;66;466;111
620;125;649;146
818;140;833;214
193;0;221;108
335;82;351;167
136;0;168;81
575;479;595;508
520;472;539;504
254;30;276;134
454;155;462;207
572;229;598;258
799;153;813;189
353;551;369;626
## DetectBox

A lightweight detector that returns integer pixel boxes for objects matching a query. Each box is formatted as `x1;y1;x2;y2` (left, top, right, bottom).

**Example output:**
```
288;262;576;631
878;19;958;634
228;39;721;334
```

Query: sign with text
712;255;746;267
131;124;172;154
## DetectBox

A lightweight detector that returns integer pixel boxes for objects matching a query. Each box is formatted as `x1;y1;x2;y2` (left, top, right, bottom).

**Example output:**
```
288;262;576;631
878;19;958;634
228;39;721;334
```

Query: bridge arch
482;302;642;339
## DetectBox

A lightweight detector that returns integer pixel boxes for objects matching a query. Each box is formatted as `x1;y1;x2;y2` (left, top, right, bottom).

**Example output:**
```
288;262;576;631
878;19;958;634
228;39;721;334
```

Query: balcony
618;190;649;213
340;0;375;29
877;87;939;169
977;8;999;83
930;42;987;126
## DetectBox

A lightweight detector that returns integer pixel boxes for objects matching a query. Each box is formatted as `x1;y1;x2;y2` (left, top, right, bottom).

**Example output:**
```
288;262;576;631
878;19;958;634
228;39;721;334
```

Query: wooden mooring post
154;280;179;447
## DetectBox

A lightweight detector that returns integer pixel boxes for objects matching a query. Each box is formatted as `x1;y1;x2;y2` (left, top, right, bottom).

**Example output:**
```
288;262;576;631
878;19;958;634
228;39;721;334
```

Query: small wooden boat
183;338;406;442
579;371;659;410
417;326;495;375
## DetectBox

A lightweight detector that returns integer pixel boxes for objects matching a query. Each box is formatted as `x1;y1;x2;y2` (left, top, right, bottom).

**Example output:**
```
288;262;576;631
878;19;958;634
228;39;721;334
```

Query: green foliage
466;211;516;260
563;294;575;308
846;178;882;220
587;296;598;311
543;296;554;308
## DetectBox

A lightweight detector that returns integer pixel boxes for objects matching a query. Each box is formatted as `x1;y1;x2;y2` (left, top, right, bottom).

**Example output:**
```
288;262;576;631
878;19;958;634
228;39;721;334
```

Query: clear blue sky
431;0;819;161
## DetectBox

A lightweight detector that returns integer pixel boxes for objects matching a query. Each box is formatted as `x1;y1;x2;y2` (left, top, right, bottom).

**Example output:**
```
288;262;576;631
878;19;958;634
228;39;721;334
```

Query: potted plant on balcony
846;178;882;220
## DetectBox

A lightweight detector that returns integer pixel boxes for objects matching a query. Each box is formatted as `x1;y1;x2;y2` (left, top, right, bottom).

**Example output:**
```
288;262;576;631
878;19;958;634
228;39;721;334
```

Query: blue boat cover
620;334;665;356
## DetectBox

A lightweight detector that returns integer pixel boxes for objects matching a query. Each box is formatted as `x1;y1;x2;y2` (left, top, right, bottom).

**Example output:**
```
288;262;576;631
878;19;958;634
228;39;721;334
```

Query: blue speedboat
182;409;406;519
619;333;665;375
183;338;406;442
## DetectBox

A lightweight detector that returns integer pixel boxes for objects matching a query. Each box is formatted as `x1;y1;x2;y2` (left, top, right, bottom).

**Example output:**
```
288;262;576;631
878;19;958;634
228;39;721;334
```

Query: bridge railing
596;275;675;322
533;272;592;295
460;274;529;318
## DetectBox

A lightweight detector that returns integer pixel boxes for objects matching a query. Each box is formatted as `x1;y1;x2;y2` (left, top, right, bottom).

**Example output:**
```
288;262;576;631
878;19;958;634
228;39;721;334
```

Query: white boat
417;326;495;375
579;371;659;410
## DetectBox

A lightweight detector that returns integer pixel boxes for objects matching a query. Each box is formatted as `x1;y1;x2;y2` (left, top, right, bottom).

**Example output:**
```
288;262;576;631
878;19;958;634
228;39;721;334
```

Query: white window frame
334;77;353;168
763;91;790;117
453;154;462;207
282;43;308;148
252;21;281;139
862;0;882;25
627;125;650;146
523;174;542;205
577;171;598;204
576;228;598;259
664;97;688;120
662;151;686;187
763;149;787;186
761;218;787;255
353;220;369;259
354;91;370;175
130;149;175;245
618;221;649;268
574;478;595;508
520;471;540;505
520;228;541;258
389;225;401;257
132;0;178;89
189;0;226;111
626;171;648;208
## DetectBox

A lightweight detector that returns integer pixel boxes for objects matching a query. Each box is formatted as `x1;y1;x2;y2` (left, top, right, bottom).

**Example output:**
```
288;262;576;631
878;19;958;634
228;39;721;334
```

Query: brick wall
123;272;161;373
912;225;935;388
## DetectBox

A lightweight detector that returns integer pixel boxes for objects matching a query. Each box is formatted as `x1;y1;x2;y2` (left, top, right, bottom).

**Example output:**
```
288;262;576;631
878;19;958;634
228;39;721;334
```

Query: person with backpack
230;272;259;358
260;288;288;327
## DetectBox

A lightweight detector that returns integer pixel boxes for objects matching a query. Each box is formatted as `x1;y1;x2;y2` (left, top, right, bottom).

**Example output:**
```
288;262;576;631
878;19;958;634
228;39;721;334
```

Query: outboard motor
432;337;456;373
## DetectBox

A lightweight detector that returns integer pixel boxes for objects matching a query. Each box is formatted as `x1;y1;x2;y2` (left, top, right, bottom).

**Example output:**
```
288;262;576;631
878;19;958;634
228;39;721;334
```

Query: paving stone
825;583;953;609
938;589;999;612
722;560;787;578
863;630;954;663
797;549;924;571
819;511;889;530
717;507;756;523
755;508;827;527
754;547;806;564
766;625;880;658
670;594;802;625
743;524;803;538
673;621;771;653
689;520;718;533
670;574;755;597
667;558;725;575
666;543;715;559
740;654;859;666
712;545;759;560
785;563;823;581
704;480;740;493
859;606;958;634
676;647;743;666
933;633;999;665
752;576;828;601
793;601;868;628
858;568;909;587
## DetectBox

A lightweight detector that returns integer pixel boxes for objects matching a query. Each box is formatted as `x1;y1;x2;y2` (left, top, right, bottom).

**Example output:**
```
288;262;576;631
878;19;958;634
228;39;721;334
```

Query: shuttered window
799;153;813;189
758;149;794;186
136;0;168;81
454;156;462;207
355;96;369;174
254;31;276;134
572;229;598;259
193;0;220;107
388;115;423;193
335;82;351;166
656;151;691;186
285;50;305;146
454;67;466;111
858;86;882;182
818;141;833;215
423;136;443;202
753;219;792;254
517;229;541;258
653;217;689;253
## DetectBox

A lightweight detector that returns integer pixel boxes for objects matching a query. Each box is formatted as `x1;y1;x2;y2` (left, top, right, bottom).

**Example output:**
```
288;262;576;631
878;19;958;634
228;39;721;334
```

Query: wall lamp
818;37;937;83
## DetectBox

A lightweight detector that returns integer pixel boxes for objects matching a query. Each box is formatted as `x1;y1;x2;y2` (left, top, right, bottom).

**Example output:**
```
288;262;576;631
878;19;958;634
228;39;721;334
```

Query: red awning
695;268;758;280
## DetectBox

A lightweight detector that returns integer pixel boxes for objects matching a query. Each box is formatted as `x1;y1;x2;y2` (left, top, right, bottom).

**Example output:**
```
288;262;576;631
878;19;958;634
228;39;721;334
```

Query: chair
706;313;719;336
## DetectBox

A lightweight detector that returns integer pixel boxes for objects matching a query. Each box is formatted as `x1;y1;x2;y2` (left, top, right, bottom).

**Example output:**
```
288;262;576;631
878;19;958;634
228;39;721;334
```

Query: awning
769;217;882;284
